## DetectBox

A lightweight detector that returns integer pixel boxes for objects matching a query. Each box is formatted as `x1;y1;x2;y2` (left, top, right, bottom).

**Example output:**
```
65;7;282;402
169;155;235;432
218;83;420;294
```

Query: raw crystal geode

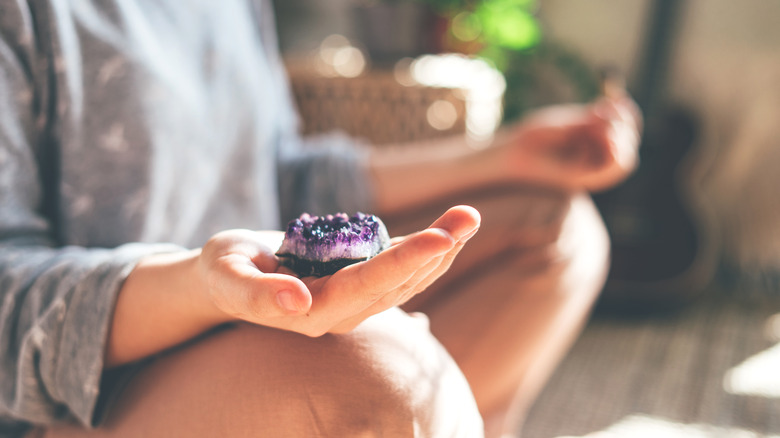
276;212;391;277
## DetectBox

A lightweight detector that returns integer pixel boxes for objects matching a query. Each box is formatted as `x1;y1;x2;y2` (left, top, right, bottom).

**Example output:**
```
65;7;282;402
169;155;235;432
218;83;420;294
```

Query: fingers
353;205;479;296
201;230;315;325
416;205;481;288
589;99;641;170
351;227;456;298
206;208;481;336
296;228;453;334
327;207;481;332
593;95;643;141
247;273;312;317
427;205;482;241
561;97;640;173
327;251;449;334
216;230;310;314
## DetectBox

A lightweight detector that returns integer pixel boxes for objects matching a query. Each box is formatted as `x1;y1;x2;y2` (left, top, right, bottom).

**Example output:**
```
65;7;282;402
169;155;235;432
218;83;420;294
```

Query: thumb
257;273;312;315
229;265;312;317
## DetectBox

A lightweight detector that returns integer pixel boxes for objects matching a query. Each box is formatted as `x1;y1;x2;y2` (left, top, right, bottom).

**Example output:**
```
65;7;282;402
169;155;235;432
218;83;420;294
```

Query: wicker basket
286;64;467;146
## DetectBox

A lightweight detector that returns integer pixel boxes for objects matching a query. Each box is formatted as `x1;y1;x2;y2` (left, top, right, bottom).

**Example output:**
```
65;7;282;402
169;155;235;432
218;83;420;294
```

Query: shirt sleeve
252;0;376;223
276;131;376;224
0;12;180;429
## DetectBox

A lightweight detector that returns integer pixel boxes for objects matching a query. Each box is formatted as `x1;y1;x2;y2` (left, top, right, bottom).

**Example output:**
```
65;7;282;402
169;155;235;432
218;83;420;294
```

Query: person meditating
0;1;640;437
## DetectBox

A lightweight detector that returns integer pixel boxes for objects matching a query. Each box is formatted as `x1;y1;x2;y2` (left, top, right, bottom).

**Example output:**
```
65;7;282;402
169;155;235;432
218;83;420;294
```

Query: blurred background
273;0;780;304
272;0;780;435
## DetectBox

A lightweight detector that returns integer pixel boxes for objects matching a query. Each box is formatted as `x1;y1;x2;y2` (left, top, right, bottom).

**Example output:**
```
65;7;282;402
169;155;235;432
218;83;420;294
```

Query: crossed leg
392;188;610;437
37;309;483;437
37;187;606;438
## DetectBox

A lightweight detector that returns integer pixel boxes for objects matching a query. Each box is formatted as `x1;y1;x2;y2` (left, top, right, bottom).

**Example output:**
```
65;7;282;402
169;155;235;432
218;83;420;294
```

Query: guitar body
588;0;719;315
594;105;719;314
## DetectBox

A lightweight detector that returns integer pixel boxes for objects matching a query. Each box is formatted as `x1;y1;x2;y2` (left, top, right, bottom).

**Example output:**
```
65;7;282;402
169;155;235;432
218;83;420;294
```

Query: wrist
170;248;236;326
107;249;233;367
485;127;524;186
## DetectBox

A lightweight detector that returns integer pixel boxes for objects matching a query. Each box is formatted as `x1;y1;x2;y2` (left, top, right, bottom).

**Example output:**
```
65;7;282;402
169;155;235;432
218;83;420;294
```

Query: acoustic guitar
593;0;719;314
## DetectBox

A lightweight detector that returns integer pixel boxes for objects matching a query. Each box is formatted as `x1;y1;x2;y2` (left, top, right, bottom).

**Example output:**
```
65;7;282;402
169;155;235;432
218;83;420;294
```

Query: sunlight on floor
556;415;780;438
722;313;780;398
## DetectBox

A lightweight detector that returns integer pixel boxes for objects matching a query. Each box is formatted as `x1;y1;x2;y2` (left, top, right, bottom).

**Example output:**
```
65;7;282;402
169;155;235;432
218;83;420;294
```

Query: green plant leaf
477;3;541;50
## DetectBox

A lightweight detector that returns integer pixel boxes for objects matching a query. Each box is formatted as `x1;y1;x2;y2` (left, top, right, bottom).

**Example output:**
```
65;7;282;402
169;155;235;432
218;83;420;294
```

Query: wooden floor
520;285;780;437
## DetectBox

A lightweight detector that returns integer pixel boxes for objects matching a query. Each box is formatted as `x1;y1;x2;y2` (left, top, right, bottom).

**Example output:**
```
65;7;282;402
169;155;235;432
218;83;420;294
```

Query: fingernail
276;290;301;313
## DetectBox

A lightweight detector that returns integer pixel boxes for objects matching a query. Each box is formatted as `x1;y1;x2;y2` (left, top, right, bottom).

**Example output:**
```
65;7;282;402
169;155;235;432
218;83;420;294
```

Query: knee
533;193;610;299
465;187;605;257
503;193;610;302
175;309;483;437
557;193;610;264
503;191;607;261
326;309;485;437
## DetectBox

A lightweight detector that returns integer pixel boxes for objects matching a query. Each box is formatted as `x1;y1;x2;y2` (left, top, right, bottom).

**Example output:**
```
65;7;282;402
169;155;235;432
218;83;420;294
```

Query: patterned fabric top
0;0;372;434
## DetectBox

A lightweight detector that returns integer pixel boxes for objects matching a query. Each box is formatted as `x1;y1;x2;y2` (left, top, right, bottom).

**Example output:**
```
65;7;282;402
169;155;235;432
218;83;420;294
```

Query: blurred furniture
286;63;467;146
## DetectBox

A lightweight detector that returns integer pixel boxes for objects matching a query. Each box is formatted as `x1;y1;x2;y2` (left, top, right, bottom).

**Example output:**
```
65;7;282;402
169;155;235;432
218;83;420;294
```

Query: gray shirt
0;0;373;434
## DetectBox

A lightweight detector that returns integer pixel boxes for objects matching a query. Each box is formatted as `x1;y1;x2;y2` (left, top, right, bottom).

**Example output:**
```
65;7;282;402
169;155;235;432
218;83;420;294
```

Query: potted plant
424;0;601;121
353;0;600;121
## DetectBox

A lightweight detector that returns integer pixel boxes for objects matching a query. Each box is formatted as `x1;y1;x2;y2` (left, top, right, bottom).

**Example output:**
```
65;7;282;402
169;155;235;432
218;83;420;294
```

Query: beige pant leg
396;191;609;436
39;308;483;438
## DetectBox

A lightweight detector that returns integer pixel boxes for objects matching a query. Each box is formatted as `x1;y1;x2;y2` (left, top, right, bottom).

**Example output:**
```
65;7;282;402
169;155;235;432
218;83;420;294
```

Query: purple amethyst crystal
276;212;391;277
